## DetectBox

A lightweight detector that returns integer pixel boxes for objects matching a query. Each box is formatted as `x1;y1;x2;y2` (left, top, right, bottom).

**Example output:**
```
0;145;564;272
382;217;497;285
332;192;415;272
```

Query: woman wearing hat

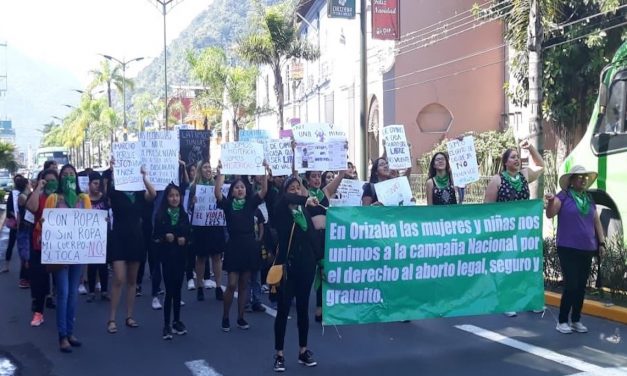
546;165;605;334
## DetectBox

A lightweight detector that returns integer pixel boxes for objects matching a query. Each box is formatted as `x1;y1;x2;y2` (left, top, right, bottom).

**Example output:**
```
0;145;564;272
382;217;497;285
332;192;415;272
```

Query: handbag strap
271;223;296;267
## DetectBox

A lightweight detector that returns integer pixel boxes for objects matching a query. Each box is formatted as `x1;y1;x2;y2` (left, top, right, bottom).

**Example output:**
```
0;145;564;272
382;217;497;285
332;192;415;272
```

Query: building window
416;103;453;133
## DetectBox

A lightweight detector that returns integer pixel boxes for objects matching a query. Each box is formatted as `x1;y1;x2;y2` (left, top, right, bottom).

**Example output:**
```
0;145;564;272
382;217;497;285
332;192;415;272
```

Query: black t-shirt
217;194;263;237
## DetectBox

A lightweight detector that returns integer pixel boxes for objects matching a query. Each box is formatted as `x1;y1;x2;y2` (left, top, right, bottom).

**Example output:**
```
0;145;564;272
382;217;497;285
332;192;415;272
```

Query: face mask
61;176;78;208
44;180;58;195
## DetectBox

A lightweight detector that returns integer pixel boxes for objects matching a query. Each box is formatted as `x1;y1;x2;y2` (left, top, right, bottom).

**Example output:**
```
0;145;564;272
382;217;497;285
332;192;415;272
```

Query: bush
0;189;5;203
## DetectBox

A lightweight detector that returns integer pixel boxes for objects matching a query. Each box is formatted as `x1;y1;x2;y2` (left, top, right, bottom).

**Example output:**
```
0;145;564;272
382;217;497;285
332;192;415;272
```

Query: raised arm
544;193;562;219
323;170;346;199
521;140;545;184
214;161;225;202
141;166;157;202
26;179;46;213
257;162;270;200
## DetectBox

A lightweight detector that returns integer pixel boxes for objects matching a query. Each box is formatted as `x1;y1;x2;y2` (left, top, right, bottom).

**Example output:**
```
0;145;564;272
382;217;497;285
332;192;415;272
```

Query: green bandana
434;175;450;189
291;206;308;231
61;176;78;208
271;186;279;194
308;188;325;202
124;192;136;204
44;180;58;196
569;189;591;216
199;178;212;186
502;172;523;193
167;207;180;226
232;198;245;211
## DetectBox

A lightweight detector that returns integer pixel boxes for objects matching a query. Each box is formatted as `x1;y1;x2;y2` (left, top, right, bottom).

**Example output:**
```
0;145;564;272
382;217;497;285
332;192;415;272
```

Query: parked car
0;169;13;190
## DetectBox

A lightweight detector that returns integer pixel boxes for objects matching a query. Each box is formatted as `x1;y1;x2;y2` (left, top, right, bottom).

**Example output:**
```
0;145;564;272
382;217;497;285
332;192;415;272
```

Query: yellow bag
266;224;295;292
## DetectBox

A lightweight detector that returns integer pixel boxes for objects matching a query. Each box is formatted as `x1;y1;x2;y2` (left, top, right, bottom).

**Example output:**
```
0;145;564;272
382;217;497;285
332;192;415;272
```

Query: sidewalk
545;291;627;324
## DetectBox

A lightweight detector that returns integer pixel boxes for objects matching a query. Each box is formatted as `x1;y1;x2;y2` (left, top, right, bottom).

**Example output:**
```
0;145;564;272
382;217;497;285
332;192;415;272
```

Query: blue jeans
54;265;82;339
249;270;262;305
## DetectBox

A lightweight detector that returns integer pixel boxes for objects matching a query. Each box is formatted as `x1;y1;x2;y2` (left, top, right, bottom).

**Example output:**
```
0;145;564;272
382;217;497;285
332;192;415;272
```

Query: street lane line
185;360;223;376
568;367;627;376
455;324;605;373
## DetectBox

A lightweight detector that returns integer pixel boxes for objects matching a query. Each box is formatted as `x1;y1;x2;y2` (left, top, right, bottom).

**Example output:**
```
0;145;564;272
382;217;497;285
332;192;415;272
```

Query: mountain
134;0;278;97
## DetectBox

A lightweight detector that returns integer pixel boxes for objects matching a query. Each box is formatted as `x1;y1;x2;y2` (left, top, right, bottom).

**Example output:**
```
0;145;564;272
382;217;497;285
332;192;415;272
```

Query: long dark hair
156;183;186;223
58;164;81;194
369;158;387;183
428;152;452;179
227;178;250;200
501;148;517;172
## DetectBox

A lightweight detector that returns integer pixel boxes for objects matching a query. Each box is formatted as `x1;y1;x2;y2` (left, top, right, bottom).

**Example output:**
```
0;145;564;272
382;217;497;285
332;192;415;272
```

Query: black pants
29;250;50;314
557;247;594;323
87;263;109;293
274;262;315;350
5;228;16;261
162;247;185;325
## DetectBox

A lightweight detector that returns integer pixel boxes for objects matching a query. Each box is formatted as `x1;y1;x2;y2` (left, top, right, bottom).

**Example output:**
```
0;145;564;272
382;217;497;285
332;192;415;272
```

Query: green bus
561;41;627;241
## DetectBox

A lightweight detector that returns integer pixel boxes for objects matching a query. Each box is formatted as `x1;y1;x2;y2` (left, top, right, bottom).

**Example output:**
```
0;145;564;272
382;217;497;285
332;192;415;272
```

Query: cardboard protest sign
292;123;347;143
239;129;270;142
382;125;411;170
41;209;108;264
179;130;210;168
446;136;480;187
374;177;414;206
220;142;265;175
191;184;230;226
331;179;366;207
78;176;89;193
265;140;293;176
279;129;293;139
140;131;180;190
294;142;348;172
112;142;144;191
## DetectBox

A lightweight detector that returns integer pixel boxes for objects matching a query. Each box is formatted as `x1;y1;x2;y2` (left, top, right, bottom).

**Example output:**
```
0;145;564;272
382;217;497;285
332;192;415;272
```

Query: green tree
132;92;164;132
0;142;18;173
238;0;319;130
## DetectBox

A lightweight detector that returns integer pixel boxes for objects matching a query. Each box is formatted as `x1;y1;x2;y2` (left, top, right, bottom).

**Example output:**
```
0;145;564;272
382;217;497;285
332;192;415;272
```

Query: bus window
597;80;626;134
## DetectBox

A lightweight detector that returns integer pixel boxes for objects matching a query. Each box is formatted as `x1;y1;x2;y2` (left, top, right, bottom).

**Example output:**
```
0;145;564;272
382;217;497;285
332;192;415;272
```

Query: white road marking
185;360;223;376
568;368;627;376
224;285;278;318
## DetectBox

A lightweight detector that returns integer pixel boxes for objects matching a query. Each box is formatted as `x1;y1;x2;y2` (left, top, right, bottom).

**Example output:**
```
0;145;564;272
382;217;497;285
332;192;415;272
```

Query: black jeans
557;247;594;323
5;228;16;261
29;250;50;314
162;246;185;325
87;263;109;293
274;262;315;350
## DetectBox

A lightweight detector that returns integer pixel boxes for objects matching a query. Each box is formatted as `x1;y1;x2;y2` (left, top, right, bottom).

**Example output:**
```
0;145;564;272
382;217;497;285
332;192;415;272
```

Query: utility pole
359;0;368;180
527;0;544;198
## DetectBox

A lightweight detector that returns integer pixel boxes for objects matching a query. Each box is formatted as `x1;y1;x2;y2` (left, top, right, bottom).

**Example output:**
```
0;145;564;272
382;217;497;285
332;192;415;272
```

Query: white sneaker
504;311;517;317
152;297;162;310
78;284;88;295
180;300;185;306
204;279;216;289
556;322;573;334
570;322;588;333
187;279;195;291
95;282;101;291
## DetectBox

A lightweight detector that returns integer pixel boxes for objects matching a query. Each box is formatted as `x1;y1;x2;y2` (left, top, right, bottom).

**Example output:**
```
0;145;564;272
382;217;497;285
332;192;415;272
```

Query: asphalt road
1;224;626;376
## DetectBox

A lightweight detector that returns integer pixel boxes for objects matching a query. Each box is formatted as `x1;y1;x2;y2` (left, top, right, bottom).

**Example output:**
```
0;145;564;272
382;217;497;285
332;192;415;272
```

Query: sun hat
558;165;598;191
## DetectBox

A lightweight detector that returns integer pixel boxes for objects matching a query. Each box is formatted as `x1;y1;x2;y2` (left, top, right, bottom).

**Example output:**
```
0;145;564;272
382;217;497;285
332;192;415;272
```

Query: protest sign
11;190;19;216
179;130;210;167
292;123;347;143
279;129;293;139
41;209;109;264
373;177;414;206
382;125;411;170
239;129;271;142
78;176;89;193
331;179;366;207
220;142;265;176
140;131;180;190
294;142;348;172
323;200;544;325
112;142;143;191
265;140;293;176
447;136;480;187
191;184;230;226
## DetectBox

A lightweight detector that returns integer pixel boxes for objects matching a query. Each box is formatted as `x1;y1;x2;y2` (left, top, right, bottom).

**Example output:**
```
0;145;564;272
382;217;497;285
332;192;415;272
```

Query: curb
545;291;627;324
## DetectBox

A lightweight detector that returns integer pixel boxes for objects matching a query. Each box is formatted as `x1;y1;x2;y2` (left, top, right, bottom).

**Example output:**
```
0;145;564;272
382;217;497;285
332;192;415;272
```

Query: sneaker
197;288;205;301
135;286;143;297
162;326;173;340
30;312;44;327
245;304;253;313
204;279;216;289
172;321;187;335
532;306;546;313
221;317;230;332
298;350;317;367
237;318;250;330
273;355;286;372
180;299;185;306
152;297;162;310
262;284;270;294
215;286;224;301
504;311;517;317
570;322;588;333
45;296;56;309
86;293;95;303
18;279;30;289
78;284;87;295
252;302;266;313
95;282;101;291
556;322;573;334
187;279;195;291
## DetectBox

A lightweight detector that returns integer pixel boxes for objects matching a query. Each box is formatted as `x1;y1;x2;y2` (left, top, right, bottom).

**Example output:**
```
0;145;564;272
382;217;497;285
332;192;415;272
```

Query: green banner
323;200;545;325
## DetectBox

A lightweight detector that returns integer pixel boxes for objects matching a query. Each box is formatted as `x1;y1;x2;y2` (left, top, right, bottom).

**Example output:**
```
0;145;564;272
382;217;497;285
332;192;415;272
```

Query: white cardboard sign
374;177;414;206
112;142;144;191
294;142;348;172
330;179;365;207
140;131;180;190
192;184;230;227
382;125;412;170
220;142;265;176
446;136;480;187
265;140;293;176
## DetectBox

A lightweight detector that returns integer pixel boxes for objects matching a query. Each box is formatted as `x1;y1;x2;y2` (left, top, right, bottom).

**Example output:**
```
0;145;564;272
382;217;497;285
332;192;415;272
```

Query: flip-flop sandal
107;320;117;334
125;317;139;328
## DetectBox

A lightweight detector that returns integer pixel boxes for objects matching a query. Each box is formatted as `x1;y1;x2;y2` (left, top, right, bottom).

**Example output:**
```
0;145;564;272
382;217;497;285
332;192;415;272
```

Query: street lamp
101;54;145;141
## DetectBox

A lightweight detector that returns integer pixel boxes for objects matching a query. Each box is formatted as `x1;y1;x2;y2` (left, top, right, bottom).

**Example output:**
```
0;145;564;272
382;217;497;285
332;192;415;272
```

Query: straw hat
559;165;598;191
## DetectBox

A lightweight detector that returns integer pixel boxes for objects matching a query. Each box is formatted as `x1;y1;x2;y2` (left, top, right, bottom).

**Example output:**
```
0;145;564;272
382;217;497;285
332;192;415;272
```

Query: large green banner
323;200;545;325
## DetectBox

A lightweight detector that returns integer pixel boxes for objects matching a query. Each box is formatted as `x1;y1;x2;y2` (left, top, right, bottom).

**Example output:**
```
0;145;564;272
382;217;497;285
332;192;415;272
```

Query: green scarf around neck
292;206;308;231
434;174;450;189
167;207;180;226
308;188;325;203
501;171;523;193
124;192;136;204
199;178;212;186
232;198;246;211
61;176;78;208
569;189;591;216
44;180;58;196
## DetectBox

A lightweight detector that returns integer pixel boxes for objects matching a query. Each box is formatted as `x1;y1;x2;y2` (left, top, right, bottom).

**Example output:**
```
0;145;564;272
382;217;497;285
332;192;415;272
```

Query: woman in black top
272;177;321;372
215;161;269;332
153;184;191;340
362;157;412;206
425;152;458;205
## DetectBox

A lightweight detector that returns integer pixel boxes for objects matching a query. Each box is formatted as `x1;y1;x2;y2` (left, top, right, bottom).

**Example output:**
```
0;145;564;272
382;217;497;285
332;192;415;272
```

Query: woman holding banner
546;166;604;334
425;152;458;205
44;164;92;352
215;161;269;331
188;160;225;302
107;162;156;333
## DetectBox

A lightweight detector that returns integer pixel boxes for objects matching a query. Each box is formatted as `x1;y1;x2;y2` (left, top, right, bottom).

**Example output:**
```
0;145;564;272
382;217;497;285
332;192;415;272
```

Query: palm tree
238;0;319;130
0;142;18;173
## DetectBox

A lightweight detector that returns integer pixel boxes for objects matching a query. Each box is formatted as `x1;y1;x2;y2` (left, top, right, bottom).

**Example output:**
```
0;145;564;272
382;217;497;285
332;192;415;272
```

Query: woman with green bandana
25;168;59;329
426;152;459;205
484;139;545;317
546;165;605;334
214;161;269;332
43;164;92;353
